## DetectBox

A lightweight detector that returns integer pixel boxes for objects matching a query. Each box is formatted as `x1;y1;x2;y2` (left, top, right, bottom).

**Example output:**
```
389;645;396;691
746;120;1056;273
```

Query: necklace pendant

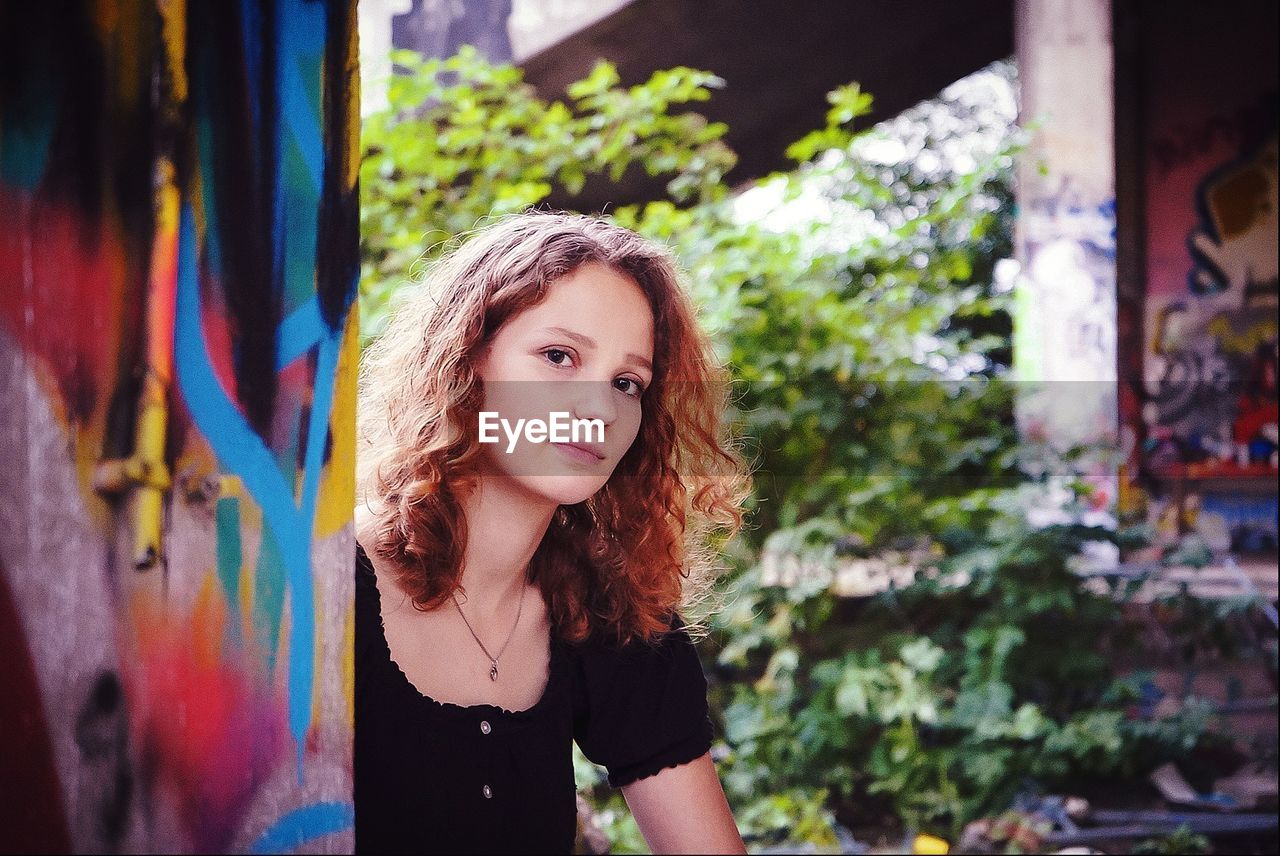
489;663;498;682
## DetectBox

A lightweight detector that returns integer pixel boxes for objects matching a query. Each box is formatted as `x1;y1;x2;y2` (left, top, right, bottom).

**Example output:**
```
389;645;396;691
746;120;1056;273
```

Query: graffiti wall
1134;0;1278;556
0;1;359;851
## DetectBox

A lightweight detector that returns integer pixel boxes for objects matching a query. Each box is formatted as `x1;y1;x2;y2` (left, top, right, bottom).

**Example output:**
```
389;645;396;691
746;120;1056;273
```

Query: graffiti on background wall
1019;182;1119;377
1014;175;1120;495
1188;132;1278;300
1135;0;1278;558
1148;131;1278;440
0;1;359;852
1143;128;1278;555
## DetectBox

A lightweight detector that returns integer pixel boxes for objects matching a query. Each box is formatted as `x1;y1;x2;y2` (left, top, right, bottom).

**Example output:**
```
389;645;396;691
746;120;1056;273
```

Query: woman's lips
552;442;605;464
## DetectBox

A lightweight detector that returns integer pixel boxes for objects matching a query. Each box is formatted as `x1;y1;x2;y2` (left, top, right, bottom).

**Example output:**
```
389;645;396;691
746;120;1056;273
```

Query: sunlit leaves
360;47;735;341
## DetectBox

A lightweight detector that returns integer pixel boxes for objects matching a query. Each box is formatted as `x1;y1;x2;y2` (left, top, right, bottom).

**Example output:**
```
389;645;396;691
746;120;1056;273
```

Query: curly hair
357;211;750;644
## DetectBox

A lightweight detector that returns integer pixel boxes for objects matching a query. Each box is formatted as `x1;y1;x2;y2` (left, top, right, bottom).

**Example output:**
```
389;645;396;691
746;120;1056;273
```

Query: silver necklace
451;579;527;682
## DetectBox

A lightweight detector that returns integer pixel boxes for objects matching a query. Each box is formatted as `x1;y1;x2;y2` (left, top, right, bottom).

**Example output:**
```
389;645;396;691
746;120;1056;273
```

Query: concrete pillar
1013;0;1119;495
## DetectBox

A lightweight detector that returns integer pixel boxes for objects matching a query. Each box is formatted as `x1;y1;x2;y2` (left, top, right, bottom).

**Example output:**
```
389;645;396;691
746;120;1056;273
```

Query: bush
360;51;1248;850
709;482;1228;840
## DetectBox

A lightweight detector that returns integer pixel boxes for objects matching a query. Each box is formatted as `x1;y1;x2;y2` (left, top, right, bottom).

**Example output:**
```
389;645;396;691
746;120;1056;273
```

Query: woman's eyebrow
541;326;653;372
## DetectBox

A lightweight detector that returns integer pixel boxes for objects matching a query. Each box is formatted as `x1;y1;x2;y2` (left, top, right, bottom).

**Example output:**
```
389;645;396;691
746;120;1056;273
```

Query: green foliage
359;51;1251;852
360;46;1019;549
359;46;734;340
616;69;1021;550
734;788;842;850
591;793;649;855
968;808;1055;855
709;485;1227;838
1131;823;1212;855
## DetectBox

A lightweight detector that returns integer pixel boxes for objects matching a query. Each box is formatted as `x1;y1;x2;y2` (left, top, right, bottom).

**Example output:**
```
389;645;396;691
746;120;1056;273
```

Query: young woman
354;211;751;853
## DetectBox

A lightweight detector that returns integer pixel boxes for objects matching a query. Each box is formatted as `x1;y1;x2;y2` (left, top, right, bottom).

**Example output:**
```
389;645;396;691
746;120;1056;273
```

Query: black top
353;545;714;854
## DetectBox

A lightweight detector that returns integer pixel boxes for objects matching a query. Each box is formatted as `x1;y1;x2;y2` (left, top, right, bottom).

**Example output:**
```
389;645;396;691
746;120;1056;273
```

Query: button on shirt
353;546;714;854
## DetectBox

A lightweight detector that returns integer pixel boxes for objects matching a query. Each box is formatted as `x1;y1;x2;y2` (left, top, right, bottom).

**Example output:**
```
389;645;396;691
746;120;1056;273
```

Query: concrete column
1013;0;1119;490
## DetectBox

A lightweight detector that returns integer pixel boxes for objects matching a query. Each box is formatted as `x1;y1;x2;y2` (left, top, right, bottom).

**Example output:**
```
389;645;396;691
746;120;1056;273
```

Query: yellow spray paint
93;156;180;569
92;0;187;569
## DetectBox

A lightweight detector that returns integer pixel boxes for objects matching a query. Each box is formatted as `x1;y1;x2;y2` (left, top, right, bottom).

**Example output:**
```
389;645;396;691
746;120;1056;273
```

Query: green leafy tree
361;49;1020;555
358;52;1246;849
711;483;1228;838
360;46;734;341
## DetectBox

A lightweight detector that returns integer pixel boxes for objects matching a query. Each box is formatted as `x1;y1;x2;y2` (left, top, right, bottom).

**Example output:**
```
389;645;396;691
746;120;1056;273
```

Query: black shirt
353;545;714;854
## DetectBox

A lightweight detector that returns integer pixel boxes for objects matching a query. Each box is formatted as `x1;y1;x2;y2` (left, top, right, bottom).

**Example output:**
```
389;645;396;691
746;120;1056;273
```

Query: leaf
899;638;944;673
567;60;621;100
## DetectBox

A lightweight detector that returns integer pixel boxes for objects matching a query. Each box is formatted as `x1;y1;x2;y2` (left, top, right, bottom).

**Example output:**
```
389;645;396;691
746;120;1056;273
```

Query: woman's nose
569;380;618;427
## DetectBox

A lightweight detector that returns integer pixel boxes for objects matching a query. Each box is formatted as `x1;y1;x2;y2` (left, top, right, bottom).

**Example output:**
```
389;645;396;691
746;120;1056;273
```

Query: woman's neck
456;477;557;617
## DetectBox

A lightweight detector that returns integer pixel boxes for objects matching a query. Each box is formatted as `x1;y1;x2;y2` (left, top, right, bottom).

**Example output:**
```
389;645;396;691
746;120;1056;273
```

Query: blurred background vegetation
359;49;1271;852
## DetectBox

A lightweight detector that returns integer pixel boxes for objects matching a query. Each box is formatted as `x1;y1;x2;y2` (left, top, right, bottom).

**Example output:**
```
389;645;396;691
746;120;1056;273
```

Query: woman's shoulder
569;612;713;787
568;613;702;683
567;614;708;702
352;520;406;593
353;535;377;586
352;534;408;621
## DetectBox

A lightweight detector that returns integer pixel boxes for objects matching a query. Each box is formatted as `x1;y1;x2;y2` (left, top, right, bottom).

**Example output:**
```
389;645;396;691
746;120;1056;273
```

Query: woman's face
473;262;656;507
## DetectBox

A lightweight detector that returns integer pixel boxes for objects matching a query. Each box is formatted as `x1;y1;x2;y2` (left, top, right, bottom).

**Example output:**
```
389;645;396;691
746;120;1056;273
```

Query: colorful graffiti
1144;126;1277;481
1142;128;1279;555
1;1;358;852
1128;1;1278;559
1188;132;1278;300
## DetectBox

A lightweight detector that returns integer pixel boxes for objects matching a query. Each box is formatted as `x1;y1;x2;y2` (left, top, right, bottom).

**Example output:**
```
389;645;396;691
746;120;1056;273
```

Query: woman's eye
543;348;573;367
615;378;645;398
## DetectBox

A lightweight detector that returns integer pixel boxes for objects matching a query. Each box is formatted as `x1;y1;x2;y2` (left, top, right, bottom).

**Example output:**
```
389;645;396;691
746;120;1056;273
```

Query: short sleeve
571;617;714;788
